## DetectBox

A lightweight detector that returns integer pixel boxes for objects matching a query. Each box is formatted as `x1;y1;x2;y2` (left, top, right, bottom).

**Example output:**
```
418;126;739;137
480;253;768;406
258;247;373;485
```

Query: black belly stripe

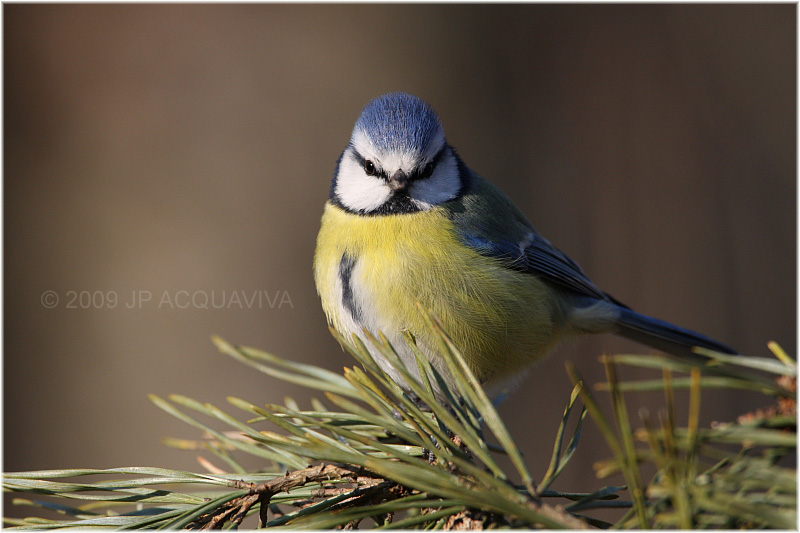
339;252;362;322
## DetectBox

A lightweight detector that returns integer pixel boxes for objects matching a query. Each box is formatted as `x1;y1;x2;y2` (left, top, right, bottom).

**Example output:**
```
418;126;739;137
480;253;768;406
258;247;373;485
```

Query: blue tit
314;92;736;395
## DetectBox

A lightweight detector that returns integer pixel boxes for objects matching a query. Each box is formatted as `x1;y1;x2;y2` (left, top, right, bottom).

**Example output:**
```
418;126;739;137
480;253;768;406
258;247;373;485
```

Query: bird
313;92;736;396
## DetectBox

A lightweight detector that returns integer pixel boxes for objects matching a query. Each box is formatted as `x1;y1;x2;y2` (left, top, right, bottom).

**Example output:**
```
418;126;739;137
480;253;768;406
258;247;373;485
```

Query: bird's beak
388;170;409;191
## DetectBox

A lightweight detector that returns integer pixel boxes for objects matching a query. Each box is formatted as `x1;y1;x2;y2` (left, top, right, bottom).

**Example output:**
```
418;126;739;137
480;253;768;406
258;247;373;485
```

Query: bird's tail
615;307;737;359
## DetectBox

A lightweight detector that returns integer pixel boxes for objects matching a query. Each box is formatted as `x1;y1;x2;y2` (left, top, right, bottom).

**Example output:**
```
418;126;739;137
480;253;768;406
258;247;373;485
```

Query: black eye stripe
350;145;447;182
351;150;368;168
411;146;447;181
351;150;387;179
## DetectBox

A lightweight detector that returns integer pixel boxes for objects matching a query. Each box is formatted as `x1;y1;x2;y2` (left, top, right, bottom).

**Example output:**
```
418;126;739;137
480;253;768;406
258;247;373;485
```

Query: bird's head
331;92;462;214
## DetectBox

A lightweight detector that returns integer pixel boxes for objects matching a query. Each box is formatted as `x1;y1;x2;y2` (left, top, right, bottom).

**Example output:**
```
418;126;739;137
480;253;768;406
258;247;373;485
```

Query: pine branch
3;307;796;529
188;464;393;529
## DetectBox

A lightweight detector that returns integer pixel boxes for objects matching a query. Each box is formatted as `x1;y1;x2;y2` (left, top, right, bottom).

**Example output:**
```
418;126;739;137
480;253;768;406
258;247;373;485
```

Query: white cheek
335;157;391;212
409;153;461;209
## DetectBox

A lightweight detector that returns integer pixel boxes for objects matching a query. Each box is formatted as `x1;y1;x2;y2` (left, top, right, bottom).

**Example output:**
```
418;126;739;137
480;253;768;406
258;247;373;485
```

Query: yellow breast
313;201;565;382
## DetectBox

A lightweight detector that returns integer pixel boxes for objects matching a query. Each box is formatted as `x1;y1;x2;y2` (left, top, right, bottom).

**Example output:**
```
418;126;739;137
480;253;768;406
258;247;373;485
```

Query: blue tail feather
616;307;737;358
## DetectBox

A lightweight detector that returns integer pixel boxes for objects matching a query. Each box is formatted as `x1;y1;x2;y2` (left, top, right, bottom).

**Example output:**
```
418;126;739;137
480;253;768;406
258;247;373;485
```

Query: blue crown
353;92;443;154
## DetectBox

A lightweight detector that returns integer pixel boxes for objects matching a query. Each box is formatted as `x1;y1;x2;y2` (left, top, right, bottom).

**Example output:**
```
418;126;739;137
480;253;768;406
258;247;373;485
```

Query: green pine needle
3;311;795;529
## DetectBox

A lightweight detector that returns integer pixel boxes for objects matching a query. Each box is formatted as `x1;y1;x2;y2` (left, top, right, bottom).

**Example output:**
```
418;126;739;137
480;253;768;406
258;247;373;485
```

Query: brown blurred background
4;2;795;512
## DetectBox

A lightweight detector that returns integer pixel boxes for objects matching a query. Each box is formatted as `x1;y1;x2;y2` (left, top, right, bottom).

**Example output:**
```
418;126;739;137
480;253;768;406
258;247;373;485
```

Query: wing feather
447;168;609;301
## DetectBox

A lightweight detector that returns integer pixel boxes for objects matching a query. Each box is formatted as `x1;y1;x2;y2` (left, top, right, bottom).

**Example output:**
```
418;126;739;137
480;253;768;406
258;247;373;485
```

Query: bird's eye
364;160;376;176
421;162;435;179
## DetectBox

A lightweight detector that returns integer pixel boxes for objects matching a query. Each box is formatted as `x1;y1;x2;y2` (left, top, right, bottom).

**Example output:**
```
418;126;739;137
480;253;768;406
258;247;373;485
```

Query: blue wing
460;232;610;301
449;169;611;302
445;168;737;356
